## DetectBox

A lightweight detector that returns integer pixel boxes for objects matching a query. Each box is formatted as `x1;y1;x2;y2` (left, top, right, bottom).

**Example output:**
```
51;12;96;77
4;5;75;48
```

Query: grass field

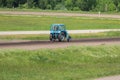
0;31;120;40
0;15;120;31
0;8;96;13
0;45;120;80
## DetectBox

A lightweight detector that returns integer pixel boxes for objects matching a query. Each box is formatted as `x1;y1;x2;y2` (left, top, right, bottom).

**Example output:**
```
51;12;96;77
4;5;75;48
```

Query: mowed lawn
0;45;120;80
0;15;120;31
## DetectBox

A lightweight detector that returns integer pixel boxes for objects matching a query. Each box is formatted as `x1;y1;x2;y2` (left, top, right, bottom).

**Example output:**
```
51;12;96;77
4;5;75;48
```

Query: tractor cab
50;24;71;42
50;24;65;32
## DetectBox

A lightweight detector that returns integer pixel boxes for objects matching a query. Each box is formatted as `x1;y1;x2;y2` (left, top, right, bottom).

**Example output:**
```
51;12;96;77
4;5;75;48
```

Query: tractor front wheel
67;36;71;42
50;34;55;42
50;34;52;41
67;38;70;42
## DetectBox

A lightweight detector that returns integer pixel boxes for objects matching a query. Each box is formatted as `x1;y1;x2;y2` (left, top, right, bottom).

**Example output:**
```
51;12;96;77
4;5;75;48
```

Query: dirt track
0;38;120;50
95;75;120;80
0;29;120;35
0;11;120;18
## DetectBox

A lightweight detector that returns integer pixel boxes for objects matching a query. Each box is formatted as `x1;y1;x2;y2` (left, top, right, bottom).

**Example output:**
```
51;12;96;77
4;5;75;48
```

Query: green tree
38;0;47;9
12;0;19;8
6;0;14;8
1;0;7;7
27;0;34;8
118;3;120;11
65;0;73;10
95;0;115;12
113;0;120;11
0;0;119;12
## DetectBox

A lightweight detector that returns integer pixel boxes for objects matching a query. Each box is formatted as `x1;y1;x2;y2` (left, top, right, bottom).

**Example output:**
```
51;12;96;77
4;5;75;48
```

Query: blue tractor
50;24;71;42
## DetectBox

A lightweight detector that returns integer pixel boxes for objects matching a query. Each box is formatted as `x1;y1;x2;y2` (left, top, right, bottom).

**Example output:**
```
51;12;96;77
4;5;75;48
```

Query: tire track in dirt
0;38;120;50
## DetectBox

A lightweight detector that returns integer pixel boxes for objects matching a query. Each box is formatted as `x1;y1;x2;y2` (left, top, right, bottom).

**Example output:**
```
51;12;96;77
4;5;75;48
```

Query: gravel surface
0;38;120;50
95;75;120;80
0;29;120;35
0;11;120;19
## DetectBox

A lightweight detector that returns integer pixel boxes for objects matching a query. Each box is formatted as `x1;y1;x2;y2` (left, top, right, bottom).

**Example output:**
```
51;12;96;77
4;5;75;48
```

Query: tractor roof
51;24;65;26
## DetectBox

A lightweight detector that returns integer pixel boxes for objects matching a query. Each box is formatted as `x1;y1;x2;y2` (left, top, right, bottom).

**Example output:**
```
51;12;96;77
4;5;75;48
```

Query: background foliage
0;0;120;12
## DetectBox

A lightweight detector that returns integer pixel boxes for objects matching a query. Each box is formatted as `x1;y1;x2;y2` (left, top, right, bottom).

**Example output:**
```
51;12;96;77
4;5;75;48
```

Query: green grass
71;31;120;39
0;8;94;13
0;15;120;31
0;34;49;40
0;31;120;40
0;45;120;80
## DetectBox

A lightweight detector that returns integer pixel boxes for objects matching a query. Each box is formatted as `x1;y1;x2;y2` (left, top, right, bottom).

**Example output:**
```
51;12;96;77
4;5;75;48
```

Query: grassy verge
0;8;96;13
71;31;120;39
0;45;120;80
0;34;49;40
0;15;120;31
0;31;120;40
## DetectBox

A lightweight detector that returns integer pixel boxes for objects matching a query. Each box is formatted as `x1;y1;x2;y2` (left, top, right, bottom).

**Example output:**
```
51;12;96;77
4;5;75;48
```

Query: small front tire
67;39;69;42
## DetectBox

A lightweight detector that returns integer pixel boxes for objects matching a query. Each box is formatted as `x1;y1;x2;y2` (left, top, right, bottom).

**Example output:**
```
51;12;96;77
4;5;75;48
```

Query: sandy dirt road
95;75;120;80
0;29;120;35
0;38;120;50
0;11;120;19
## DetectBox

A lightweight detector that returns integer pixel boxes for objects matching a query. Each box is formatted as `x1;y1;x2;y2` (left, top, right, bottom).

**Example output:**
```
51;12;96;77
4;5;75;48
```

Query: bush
118;3;120;11
46;4;52;9
54;4;67;10
19;3;28;9
6;0;14;8
73;7;80;11
108;3;116;11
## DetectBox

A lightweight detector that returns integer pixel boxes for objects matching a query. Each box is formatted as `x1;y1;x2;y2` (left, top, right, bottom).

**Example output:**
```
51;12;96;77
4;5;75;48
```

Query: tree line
0;0;120;12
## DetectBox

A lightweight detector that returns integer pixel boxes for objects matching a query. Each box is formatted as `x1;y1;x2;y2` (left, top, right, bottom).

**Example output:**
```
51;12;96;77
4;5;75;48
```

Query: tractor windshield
51;24;66;31
51;26;59;31
59;25;65;31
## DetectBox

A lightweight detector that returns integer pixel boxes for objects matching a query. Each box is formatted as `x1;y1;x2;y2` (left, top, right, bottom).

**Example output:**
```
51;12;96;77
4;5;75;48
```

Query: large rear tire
58;33;65;42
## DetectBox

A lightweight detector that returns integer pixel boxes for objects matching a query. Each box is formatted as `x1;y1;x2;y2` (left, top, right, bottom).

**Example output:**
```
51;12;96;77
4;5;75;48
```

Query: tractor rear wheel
58;33;65;42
